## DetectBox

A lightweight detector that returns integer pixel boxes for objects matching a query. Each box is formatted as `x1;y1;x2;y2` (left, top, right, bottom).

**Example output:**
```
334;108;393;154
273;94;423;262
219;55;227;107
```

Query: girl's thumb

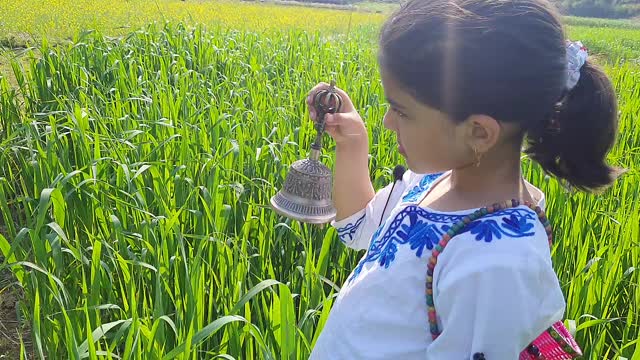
325;113;337;124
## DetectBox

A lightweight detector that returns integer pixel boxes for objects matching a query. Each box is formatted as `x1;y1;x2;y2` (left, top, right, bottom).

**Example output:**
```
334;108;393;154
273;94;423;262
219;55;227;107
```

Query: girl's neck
421;147;538;212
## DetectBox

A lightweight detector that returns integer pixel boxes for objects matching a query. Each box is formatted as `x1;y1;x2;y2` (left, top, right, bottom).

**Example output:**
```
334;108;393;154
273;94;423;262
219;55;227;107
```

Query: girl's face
380;68;474;174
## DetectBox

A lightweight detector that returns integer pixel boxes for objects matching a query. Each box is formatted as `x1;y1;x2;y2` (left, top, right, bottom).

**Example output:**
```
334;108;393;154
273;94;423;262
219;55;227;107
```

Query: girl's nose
383;110;395;131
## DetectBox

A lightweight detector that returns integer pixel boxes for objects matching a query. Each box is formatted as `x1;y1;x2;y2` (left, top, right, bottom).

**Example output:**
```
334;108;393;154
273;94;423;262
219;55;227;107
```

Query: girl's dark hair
378;0;622;192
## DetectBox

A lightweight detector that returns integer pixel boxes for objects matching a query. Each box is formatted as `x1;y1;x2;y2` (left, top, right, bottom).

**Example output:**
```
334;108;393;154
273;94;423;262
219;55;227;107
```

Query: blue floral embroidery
502;213;535;234
336;214;365;244
407;221;445;257
379;242;398;268
402;173;444;202
348;206;537;282
369;224;385;247
467;219;503;242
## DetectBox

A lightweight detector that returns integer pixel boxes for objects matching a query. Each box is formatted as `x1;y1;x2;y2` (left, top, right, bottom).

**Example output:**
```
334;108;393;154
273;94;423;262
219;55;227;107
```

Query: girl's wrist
336;139;369;156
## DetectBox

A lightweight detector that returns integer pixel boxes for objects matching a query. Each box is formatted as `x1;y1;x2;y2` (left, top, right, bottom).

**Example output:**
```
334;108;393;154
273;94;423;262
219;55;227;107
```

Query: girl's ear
463;114;502;154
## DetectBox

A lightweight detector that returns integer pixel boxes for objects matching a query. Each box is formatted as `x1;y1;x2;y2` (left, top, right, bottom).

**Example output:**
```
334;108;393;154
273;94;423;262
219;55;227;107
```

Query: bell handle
310;81;343;156
313;89;343;115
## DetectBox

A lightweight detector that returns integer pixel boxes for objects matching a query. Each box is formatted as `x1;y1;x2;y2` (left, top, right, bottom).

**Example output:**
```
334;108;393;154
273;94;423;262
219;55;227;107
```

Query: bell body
271;150;336;224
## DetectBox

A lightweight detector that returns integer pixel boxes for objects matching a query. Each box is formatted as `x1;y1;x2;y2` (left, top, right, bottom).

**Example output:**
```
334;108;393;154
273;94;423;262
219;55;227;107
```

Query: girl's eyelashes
384;102;409;119
392;107;408;119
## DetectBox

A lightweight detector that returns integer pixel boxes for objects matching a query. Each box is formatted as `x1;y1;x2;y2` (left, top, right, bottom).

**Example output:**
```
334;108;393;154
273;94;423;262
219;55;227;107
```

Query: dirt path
0;222;30;358
1;47;35;90
0;256;28;359
0;59;32;354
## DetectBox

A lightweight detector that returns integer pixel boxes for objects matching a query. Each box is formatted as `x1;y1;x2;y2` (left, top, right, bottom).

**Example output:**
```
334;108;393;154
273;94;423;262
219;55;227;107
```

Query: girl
306;0;621;358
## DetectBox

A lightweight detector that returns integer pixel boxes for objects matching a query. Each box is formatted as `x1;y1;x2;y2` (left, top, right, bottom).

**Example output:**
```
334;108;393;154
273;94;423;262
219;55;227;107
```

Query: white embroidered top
309;171;566;359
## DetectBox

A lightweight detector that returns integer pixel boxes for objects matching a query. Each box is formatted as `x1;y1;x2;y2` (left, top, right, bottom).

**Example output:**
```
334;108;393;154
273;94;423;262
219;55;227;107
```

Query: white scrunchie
566;40;588;91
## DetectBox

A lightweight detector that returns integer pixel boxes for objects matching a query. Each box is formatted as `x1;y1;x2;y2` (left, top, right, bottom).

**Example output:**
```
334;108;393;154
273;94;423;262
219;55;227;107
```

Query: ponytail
525;61;624;192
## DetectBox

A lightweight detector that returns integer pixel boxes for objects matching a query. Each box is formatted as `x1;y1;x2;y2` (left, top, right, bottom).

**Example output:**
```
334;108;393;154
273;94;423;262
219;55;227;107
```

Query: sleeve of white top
330;170;417;251
426;231;566;359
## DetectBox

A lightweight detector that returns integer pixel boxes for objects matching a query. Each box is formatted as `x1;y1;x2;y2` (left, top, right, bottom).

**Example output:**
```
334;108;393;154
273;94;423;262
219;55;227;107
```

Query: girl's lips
398;141;406;156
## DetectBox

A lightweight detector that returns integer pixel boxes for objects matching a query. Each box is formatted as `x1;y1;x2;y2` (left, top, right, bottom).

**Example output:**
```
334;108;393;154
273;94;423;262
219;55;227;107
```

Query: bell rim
270;195;336;224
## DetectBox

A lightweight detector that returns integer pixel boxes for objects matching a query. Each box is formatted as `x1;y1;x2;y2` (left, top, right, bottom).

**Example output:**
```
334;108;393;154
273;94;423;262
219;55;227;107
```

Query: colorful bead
463;216;471;224
428;311;437;322
432;250;440;257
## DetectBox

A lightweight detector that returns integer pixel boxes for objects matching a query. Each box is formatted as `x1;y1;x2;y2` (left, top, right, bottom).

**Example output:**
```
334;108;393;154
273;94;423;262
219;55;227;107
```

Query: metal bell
270;151;336;224
271;81;343;224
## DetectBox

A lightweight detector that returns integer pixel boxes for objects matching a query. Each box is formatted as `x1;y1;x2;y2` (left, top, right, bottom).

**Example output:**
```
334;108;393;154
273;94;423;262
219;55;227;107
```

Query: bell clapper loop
270;79;343;224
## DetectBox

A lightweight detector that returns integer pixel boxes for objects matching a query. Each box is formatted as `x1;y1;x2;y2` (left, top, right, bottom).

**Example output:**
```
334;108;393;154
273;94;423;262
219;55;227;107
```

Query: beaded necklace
424;198;582;359
426;199;551;339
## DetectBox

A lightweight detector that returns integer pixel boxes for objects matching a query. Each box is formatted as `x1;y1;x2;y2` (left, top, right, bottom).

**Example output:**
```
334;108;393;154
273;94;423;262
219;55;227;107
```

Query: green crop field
0;0;639;359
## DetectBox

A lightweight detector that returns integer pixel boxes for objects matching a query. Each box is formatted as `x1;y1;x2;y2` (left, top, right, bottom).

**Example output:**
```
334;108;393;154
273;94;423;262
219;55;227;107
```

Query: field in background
0;0;383;47
1;0;639;359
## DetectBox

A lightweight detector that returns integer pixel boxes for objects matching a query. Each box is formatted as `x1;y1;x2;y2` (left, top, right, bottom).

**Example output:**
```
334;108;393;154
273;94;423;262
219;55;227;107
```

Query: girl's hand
307;82;368;148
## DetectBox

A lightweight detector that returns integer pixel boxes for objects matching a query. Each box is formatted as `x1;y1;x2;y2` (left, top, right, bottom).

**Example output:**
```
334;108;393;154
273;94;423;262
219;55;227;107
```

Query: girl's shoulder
386;171;552;261
402;174;554;282
432;196;556;291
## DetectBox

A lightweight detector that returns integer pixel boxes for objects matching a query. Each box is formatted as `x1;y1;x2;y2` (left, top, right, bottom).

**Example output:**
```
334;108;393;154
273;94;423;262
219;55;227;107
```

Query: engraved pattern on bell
283;159;332;201
270;158;337;224
292;157;332;176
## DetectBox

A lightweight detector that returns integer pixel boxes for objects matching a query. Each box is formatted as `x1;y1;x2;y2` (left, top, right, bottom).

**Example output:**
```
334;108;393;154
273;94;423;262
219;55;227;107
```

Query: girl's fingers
324;113;334;124
317;113;341;125
307;82;355;113
324;124;338;137
328;87;355;113
307;82;330;103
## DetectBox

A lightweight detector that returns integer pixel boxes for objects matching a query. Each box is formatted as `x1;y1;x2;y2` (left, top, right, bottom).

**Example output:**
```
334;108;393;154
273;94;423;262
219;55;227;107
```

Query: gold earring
473;147;483;167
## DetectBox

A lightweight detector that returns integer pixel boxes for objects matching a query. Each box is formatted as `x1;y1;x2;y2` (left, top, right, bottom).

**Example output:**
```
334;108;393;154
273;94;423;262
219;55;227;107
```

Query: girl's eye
392;107;408;119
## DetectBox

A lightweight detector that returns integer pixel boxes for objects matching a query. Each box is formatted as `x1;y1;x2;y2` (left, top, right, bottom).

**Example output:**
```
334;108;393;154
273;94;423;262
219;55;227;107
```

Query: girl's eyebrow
386;96;407;110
